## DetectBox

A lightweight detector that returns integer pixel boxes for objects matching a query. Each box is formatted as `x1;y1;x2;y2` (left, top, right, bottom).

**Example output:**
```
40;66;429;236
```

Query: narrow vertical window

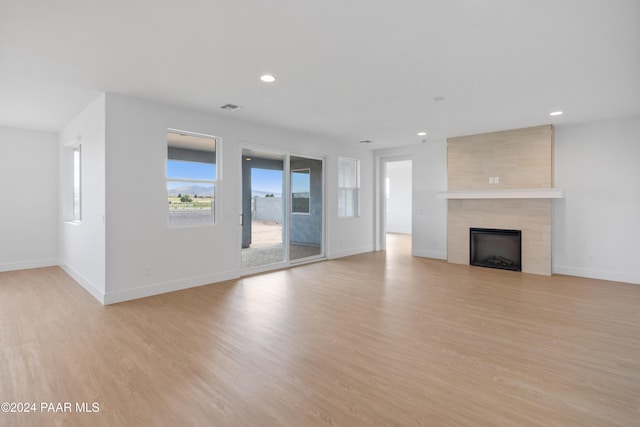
338;157;359;217
291;169;311;214
167;130;218;226
72;145;81;221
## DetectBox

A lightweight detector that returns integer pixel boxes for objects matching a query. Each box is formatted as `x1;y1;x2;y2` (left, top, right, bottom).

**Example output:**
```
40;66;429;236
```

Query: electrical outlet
495;176;500;184
145;266;152;276
489;177;494;184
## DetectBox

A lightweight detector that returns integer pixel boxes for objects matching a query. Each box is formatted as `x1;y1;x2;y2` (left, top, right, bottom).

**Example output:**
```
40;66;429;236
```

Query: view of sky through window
251;168;283;194
167;160;215;189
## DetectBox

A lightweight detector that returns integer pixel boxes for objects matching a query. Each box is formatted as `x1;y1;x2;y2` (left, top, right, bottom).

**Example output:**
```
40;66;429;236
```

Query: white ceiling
1;0;639;149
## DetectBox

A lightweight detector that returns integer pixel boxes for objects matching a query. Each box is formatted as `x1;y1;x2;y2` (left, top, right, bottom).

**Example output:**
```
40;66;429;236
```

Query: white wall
54;95;640;306
375;142;448;259
553;115;640;284
103;93;374;304
386;160;412;234
59;94;106;301
5;94;636;308
0;127;58;271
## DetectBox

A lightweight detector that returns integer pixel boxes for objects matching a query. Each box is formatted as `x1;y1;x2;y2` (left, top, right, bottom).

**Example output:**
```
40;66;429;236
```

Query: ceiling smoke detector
220;104;242;111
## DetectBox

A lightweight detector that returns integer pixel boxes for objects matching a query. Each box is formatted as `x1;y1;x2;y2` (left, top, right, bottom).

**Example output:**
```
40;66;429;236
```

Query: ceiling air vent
359;140;372;144
220;104;241;111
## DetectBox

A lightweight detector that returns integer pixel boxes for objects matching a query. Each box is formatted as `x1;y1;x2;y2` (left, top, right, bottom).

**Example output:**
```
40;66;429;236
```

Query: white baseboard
59;263;106;304
412;249;447;260
0;258;58;273
103;270;240;305
328;245;374;259
553;265;640;285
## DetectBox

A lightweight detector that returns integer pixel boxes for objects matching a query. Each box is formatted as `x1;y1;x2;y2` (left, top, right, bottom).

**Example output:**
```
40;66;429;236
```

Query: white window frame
338;157;360;217
166;130;219;227
291;168;311;215
72;144;82;222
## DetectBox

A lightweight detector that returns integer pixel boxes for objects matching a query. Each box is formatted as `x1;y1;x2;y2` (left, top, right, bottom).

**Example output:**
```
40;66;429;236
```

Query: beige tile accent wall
448;125;553;190
447;125;554;275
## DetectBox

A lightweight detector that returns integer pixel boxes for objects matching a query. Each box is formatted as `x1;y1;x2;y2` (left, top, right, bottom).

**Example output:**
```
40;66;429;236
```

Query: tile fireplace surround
445;125;560;276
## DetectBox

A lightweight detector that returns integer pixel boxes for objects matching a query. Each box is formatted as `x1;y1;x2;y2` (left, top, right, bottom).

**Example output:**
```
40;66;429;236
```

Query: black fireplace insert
470;228;521;272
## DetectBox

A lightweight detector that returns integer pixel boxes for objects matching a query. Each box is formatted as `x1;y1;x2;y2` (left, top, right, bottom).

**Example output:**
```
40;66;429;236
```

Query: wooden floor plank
1;234;639;426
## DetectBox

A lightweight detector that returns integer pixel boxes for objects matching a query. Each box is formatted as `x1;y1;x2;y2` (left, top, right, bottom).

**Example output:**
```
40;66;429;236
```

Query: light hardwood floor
1;234;639;426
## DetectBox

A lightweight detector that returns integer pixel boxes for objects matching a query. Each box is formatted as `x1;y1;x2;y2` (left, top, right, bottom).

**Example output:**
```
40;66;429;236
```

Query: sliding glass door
289;155;323;261
241;149;324;273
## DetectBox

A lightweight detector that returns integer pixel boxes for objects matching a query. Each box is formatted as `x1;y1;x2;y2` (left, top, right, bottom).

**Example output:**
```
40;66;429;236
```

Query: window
291;169;310;214
338;157;359;217
72;145;81;221
166;130;218;226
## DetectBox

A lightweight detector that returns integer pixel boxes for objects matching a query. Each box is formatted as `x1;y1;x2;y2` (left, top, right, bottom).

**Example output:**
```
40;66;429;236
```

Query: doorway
382;158;412;255
241;148;325;273
241;149;285;269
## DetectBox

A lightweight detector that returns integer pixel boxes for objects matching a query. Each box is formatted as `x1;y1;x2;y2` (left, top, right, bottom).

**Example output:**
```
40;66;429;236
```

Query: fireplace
470;228;521;272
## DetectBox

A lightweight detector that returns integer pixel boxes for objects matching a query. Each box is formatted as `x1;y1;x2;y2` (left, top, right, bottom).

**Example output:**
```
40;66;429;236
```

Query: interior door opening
384;159;412;256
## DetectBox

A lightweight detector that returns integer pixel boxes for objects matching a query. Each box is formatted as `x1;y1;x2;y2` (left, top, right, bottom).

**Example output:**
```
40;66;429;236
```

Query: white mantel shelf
438;188;565;199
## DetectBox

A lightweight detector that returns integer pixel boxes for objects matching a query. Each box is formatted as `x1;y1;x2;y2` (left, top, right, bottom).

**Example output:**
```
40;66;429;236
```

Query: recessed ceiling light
550;111;563;116
417;132;427;136
260;74;276;83
245;157;252;161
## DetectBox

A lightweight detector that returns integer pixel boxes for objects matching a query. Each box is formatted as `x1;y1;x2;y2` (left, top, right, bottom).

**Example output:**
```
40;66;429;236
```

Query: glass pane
289;156;323;261
291;169;310;214
338;188;355;217
167;131;216;155
167;160;215;181
339;158;355;187
167;131;217;226
167;131;217;180
338;158;358;217
73;146;81;221
167;181;214;226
